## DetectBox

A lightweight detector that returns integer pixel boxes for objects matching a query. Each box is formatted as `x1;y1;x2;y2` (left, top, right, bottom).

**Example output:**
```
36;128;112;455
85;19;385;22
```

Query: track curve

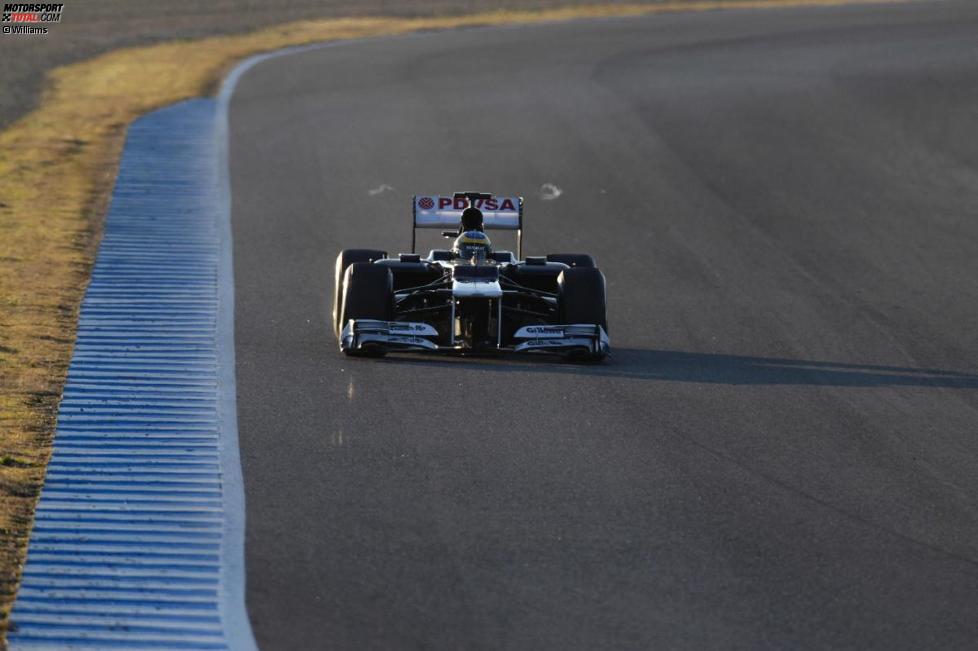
229;3;978;648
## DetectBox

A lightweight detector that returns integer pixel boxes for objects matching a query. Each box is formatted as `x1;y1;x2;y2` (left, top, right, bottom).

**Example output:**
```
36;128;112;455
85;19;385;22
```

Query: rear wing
412;193;524;258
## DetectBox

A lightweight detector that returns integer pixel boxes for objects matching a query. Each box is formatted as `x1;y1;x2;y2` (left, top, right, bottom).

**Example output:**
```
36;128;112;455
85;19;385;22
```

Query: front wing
339;320;609;357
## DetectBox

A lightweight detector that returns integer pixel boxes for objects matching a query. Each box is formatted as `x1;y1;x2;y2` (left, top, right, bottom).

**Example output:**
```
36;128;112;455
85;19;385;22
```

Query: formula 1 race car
333;191;608;360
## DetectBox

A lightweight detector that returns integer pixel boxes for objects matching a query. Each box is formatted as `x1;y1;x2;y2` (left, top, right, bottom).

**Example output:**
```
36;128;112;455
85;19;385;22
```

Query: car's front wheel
333;249;386;335
340;262;393;356
557;267;608;361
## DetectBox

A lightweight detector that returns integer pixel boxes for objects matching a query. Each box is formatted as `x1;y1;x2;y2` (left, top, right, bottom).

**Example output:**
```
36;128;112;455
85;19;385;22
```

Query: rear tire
547;253;595;268
557;267;608;361
333;249;386;335
340;262;393;357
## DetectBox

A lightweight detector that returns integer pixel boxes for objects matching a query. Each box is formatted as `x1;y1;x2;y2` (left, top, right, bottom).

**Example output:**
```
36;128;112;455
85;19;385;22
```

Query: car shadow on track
375;348;978;388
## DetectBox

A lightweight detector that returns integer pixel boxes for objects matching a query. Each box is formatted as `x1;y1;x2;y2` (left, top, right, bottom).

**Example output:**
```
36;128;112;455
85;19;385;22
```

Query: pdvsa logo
437;196;517;211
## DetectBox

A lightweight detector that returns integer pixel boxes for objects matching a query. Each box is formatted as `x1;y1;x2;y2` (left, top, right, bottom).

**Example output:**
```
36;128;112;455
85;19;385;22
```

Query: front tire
340;262;393;357
333;249;386;335
557;267;608;361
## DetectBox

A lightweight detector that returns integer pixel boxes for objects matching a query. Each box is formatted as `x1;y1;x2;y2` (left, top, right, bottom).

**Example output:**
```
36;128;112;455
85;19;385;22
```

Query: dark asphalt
0;0;625;132
229;3;978;649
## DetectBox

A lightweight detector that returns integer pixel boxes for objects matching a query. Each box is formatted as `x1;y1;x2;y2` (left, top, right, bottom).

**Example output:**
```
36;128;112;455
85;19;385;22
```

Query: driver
453;230;492;262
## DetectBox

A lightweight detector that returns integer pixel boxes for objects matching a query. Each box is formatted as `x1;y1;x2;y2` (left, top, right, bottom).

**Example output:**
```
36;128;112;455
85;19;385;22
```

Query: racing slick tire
340;262;393;357
333;249;387;335
547;253;595;268
557;267;608;361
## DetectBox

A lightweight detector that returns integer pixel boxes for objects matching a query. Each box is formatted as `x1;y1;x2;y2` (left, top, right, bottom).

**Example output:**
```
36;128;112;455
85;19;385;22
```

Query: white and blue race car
333;192;608;360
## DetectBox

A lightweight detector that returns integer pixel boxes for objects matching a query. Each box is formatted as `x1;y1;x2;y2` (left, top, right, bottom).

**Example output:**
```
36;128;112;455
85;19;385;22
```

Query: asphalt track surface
229;3;978;648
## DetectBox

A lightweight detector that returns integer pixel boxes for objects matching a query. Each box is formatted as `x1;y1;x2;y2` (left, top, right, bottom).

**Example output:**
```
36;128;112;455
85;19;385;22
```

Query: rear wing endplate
412;193;524;258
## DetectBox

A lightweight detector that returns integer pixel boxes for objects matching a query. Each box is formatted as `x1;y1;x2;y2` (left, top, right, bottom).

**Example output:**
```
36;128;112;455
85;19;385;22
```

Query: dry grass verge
0;0;903;640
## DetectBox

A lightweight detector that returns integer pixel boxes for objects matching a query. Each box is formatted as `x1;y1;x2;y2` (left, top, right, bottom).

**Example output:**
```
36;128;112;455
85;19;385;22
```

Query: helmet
460;207;485;232
453;230;492;261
